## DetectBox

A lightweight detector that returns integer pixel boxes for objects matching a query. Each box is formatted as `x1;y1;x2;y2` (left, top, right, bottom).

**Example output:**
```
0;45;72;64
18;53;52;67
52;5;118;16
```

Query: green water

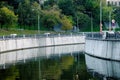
0;52;97;80
0;45;120;80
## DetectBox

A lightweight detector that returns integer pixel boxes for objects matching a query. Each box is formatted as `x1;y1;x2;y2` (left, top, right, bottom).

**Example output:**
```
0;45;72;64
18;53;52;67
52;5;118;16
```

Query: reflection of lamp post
39;57;42;80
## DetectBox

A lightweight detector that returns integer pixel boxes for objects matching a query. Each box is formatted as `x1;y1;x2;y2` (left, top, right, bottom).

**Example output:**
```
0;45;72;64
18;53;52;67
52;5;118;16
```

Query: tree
58;0;75;16
114;8;120;27
17;0;41;29
85;0;100;27
61;16;73;31
41;9;61;30
76;12;91;31
0;6;18;29
102;6;112;22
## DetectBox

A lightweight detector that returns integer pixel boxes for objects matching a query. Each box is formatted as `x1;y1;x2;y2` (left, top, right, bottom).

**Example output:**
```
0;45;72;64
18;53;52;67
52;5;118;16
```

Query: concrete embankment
85;32;120;61
0;34;85;52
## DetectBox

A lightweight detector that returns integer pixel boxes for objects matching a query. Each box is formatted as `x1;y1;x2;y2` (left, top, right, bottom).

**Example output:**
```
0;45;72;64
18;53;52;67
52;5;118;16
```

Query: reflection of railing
86;32;120;40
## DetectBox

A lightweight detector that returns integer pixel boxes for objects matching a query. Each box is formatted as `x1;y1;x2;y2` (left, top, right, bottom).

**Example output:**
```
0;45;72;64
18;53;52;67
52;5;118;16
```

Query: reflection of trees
73;54;97;80
0;53;97;80
17;56;74;80
18;61;39;80
41;59;62;80
60;56;74;70
0;66;19;80
41;55;74;80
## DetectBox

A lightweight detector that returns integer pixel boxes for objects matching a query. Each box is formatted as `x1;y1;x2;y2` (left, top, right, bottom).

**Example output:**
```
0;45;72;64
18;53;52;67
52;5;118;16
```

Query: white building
106;0;120;6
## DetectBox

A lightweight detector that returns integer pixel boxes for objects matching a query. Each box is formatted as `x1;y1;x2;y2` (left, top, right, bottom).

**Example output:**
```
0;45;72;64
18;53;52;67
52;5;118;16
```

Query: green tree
18;0;41;29
73;0;86;11
41;5;61;30
61;16;73;31
41;9;61;30
85;0;100;28
76;12;91;31
115;8;120;27
0;6;18;29
58;0;75;16
102;6;112;22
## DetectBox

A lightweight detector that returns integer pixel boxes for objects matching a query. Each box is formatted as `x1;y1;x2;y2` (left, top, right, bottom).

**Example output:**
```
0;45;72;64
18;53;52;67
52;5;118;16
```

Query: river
0;44;120;80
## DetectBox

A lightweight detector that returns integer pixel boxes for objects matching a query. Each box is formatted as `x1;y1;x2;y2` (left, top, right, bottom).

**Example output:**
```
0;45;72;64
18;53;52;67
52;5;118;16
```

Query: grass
0;29;56;36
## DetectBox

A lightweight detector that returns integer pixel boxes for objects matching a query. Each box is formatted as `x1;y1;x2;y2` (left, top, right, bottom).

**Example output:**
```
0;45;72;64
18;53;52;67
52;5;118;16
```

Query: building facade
106;0;120;6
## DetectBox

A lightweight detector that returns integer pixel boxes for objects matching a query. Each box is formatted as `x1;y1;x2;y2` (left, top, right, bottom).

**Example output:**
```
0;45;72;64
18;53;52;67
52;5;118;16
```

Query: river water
0;44;120;80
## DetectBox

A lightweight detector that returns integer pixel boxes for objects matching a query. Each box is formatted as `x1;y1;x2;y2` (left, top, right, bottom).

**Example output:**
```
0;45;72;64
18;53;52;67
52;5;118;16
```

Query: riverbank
85;32;120;61
0;33;85;53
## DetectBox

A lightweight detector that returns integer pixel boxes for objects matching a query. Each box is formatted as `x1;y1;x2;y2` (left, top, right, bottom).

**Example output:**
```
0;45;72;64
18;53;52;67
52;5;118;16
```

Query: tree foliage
0;6;18;29
115;8;120;27
61;16;73;30
58;0;75;16
77;12;91;31
17;0;41;29
1;0;119;31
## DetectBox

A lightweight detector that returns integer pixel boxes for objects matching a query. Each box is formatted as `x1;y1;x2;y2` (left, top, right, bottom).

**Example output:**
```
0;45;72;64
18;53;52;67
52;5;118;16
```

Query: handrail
0;33;85;40
86;32;120;40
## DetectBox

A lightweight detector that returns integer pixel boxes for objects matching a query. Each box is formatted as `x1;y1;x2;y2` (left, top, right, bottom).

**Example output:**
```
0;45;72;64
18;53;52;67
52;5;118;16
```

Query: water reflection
2;44;120;80
85;54;120;80
0;44;97;80
0;44;84;68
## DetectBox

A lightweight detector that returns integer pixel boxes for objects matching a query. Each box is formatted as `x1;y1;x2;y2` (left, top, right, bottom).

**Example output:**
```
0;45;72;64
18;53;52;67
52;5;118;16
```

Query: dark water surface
0;44;120;80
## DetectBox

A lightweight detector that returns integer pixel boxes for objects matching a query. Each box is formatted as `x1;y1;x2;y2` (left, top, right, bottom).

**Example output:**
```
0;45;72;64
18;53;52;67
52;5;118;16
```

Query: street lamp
90;12;93;34
100;0;102;32
32;9;40;34
38;15;40;34
109;9;116;31
84;11;93;34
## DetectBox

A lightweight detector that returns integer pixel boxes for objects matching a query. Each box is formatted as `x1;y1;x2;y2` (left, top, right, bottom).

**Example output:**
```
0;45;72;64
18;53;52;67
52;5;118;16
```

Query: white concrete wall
0;35;85;52
85;39;120;61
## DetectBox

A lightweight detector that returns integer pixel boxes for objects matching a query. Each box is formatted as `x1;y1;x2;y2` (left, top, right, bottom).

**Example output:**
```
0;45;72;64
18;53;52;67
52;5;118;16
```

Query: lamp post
84;11;93;35
100;0;102;33
109;10;112;31
88;12;93;37
32;9;40;34
90;12;93;34
109;9;116;31
38;14;40;34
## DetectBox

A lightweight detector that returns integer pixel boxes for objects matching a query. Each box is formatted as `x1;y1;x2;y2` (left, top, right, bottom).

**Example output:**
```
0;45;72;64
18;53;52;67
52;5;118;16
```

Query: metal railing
0;33;85;40
86;32;120;40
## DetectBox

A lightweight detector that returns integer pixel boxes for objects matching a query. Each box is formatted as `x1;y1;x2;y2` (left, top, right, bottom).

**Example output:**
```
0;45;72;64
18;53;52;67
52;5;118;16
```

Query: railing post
23;35;25;38
58;33;60;37
3;36;5;40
